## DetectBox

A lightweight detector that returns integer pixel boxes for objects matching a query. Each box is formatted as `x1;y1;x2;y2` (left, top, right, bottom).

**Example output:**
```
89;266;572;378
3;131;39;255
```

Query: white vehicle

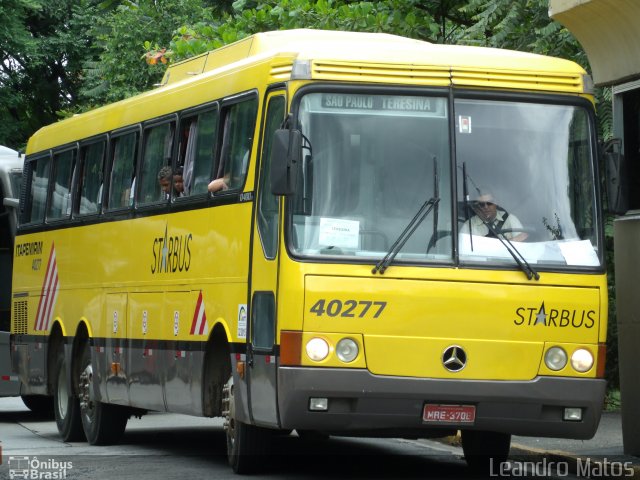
1;145;23;398
0;145;49;412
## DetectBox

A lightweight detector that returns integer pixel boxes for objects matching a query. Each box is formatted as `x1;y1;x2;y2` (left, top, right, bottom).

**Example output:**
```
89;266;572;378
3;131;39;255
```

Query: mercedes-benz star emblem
442;345;467;372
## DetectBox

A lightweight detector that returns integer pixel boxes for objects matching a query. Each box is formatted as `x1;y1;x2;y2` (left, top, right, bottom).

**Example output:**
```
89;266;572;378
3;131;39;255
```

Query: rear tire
461;430;511;473
78;341;128;445
53;347;84;441
223;377;269;474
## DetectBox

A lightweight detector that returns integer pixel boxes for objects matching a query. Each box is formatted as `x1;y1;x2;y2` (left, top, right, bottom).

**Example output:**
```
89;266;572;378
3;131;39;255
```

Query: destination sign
321;94;445;115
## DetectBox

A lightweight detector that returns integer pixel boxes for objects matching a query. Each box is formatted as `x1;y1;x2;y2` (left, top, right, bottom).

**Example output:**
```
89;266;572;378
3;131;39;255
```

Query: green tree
79;0;219;108
461;0;586;66
146;0;472;65
0;0;97;149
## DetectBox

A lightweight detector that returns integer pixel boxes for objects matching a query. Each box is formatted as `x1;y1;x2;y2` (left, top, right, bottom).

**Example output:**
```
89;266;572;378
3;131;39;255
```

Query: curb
435;435;640;479
509;443;640;479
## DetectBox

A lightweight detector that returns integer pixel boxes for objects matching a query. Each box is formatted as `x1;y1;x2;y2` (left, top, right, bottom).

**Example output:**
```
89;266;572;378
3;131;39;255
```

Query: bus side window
47;149;76;221
77;141;105;215
257;95;286;259
107;132;138;211
24;155;51;225
178;108;219;196
138;121;175;205
214;97;258;192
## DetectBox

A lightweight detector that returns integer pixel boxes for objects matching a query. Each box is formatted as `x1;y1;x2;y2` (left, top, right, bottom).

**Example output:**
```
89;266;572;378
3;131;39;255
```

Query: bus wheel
461;429;511;472
78;341;128;445
21;395;54;418
222;376;268;474
53;347;84;441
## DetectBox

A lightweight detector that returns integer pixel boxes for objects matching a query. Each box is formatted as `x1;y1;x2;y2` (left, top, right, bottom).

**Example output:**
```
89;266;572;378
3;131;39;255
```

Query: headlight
336;338;359;363
544;346;567;371
571;348;594;373
305;338;329;361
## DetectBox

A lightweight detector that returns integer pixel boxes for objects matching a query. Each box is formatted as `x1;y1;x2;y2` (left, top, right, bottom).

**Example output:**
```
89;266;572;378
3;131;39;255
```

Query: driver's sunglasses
474;201;495;207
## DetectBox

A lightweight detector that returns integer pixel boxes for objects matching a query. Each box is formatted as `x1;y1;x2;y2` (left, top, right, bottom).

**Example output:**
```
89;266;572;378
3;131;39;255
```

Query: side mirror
270;129;301;196
603;138;629;215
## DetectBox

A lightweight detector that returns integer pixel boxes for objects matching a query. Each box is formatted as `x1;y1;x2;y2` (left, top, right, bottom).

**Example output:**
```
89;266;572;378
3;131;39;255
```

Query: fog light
545;347;567;371
309;397;328;411
564;407;582;421
336;338;359;363
571;348;594;373
306;338;329;361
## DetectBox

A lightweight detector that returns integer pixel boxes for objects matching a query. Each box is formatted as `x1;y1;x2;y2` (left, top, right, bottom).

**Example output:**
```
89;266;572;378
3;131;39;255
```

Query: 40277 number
309;299;387;318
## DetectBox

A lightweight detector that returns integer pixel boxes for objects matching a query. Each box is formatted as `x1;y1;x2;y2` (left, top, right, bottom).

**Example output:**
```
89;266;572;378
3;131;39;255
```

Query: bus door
247;92;286;426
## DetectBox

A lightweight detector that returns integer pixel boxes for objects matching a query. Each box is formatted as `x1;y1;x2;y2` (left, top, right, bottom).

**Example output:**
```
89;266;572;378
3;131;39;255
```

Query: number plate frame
422;404;476;424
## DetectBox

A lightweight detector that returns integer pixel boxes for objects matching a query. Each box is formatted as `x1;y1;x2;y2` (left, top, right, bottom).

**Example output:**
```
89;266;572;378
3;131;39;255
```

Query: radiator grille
13;300;28;334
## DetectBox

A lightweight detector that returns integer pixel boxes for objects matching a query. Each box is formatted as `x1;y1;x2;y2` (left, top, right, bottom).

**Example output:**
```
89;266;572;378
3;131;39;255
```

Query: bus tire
21;395;54;418
223;377;268;474
53;347;84;442
461;429;511;472
78;341;128;445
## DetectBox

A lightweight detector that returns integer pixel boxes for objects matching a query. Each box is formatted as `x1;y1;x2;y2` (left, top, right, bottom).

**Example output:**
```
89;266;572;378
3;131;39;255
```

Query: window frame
136;114;178;211
74;135;108;219
46;145;78;223
256;92;286;260
173;102;220;205
211;91;259;197
104;126;141;214
21;152;52;227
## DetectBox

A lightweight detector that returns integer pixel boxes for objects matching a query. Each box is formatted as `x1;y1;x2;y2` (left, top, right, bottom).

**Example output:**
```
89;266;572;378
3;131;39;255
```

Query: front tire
461;429;511;472
53;347;84;441
78;341;128;445
223;377;269;474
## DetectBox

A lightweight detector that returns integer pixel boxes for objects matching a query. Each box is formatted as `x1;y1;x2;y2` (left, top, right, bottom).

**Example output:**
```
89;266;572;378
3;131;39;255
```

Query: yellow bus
11;29;606;472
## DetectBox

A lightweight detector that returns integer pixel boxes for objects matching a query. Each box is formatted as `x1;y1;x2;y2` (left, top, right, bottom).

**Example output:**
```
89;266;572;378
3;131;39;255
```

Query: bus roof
162;29;585;85
26;29;589;155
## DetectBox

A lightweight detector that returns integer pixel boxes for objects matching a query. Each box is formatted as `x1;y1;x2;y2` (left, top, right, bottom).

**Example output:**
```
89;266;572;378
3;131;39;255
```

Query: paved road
0;396;583;479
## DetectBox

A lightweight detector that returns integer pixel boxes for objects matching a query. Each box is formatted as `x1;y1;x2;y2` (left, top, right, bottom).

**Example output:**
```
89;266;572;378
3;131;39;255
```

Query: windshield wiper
471;205;540;281
372;197;440;274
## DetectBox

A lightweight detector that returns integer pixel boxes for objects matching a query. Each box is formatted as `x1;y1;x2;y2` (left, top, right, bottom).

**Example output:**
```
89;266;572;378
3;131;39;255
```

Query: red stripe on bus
34;244;56;330
41;261;58;332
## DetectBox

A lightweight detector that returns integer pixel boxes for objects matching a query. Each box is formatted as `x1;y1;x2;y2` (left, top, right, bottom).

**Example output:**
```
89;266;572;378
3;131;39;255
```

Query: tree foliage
145;0;474;65
79;0;220;107
0;1;612;148
0;0;98;149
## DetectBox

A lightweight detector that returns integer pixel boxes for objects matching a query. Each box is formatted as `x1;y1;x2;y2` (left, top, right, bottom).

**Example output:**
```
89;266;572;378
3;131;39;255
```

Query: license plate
423;404;476;424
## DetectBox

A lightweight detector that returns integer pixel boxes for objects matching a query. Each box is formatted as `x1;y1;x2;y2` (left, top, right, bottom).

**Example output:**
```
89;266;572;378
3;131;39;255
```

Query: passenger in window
207;175;229;193
460;189;528;241
207;149;249;193
173;166;186;197
157;166;172;200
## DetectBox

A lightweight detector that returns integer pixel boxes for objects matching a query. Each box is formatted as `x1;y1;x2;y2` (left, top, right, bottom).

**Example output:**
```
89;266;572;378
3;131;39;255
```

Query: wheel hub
222;378;235;446
78;364;94;416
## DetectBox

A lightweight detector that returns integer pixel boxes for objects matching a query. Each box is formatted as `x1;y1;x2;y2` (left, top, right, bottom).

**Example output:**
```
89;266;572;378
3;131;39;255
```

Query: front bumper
278;367;606;439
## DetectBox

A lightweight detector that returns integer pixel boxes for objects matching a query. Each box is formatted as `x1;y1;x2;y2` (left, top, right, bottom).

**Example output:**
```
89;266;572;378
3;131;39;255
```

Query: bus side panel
128;292;166;412
162;290;204;416
103;293;129;405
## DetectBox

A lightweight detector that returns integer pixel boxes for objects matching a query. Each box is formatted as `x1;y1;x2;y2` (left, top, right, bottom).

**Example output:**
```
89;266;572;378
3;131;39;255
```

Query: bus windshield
289;91;600;270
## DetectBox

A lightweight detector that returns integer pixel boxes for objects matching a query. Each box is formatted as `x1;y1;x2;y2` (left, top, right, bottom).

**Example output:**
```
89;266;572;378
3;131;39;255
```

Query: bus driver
460;189;528;242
